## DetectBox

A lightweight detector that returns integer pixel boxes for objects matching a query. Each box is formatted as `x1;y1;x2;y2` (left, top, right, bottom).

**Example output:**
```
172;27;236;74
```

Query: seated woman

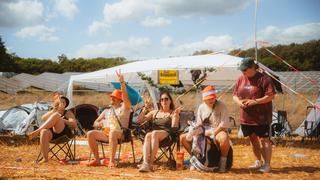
27;96;77;163
137;91;182;172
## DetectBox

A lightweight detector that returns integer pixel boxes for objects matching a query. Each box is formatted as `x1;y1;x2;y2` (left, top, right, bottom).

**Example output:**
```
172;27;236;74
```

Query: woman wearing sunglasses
137;91;182;172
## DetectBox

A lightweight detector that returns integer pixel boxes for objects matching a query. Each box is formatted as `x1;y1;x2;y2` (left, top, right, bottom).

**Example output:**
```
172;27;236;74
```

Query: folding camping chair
302;106;319;143
73;104;99;133
134;110;194;169
36;129;76;163
93;110;136;164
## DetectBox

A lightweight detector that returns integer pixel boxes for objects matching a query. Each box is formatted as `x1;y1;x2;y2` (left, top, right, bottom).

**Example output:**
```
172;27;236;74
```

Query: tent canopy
66;53;280;107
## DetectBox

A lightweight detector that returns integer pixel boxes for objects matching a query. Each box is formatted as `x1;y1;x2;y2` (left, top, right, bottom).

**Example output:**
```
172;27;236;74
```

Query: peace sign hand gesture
116;69;124;83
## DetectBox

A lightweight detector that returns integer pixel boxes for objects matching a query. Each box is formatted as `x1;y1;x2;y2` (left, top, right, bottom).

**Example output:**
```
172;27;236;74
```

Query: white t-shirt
196;101;230;129
103;103;131;130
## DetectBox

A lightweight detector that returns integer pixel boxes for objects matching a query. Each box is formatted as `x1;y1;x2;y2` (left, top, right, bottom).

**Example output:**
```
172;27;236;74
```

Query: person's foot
108;161;116;168
37;159;48;164
87;159;101;166
248;160;262;170
138;163;151;172
27;131;37;140
259;164;271;173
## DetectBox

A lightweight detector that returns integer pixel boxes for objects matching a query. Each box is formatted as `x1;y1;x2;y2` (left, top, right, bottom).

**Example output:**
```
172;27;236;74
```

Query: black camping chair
36;129;76;163
271;110;290;139
302;106;319;143
73;104;99;134
93;110;136;164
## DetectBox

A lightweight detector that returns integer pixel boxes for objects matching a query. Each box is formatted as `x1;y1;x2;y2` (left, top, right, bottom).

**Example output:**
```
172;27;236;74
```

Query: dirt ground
1;131;320;180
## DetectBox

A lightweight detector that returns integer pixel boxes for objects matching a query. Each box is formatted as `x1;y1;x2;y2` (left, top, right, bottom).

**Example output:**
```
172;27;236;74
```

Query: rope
257;41;319;88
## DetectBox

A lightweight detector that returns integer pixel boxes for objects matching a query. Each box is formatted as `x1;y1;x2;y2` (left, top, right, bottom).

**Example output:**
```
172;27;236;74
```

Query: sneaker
138;163;151;172
248;160;262;170
259;164;271;173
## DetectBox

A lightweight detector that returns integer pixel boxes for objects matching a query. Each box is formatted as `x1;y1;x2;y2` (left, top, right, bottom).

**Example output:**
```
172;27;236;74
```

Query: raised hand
174;106;183;115
116;69;124;83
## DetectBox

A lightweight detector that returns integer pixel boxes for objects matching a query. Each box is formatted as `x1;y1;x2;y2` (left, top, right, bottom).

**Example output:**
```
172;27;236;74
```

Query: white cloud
154;0;251;16
88;21;109;35
89;0;250;34
169;35;235;56
0;0;44;27
76;37;151;58
103;0;152;24
53;0;79;20
141;17;171;27
258;23;320;45
161;36;173;47
15;25;59;42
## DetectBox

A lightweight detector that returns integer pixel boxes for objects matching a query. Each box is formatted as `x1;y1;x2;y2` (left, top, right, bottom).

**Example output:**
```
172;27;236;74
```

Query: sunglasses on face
160;97;169;102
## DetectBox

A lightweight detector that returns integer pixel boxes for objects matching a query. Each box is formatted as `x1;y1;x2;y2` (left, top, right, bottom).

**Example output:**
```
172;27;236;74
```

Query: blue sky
0;0;319;61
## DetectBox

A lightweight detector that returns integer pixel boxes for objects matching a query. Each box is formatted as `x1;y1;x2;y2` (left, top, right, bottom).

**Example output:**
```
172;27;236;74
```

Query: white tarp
66;53;280;107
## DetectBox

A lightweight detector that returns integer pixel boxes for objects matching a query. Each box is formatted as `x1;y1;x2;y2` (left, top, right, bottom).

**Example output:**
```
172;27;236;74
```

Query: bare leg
150;130;169;167
28;113;64;139
180;133;192;155
249;133;261;161
109;129;122;166
39;129;53;162
87;130;108;165
215;131;230;157
260;137;272;165
143;133;152;164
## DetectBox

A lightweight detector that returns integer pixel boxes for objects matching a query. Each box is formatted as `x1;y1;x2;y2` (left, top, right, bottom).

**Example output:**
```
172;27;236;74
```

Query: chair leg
99;142;105;159
117;143;122;165
131;139;135;163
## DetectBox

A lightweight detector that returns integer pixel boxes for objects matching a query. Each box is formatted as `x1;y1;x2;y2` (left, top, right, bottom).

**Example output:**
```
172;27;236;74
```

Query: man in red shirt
233;58;276;173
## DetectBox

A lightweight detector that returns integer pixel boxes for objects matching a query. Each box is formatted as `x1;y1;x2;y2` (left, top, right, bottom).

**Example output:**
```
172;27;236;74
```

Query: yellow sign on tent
158;70;179;85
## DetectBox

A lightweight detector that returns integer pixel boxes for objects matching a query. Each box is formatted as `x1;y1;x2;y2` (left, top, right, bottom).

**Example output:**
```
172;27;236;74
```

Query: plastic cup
176;151;184;170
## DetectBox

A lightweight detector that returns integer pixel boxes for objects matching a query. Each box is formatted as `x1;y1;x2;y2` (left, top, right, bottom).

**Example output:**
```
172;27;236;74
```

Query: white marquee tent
66;53;277;107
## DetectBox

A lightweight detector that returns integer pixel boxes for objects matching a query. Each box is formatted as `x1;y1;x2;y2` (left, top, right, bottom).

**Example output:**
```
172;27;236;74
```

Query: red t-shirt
233;72;276;125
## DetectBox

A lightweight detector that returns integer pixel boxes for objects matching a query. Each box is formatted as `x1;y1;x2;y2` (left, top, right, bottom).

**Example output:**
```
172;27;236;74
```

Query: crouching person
87;70;131;167
180;85;231;172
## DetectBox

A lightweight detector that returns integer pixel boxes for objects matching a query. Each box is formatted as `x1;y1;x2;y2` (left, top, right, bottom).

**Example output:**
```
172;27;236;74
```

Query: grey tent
0;102;51;135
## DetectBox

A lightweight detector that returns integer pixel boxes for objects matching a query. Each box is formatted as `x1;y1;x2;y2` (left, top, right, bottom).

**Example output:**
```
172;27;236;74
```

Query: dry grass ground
0;131;320;179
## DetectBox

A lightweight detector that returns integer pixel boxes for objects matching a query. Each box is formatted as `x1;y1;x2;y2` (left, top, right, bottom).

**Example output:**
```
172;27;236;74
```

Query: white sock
220;157;227;169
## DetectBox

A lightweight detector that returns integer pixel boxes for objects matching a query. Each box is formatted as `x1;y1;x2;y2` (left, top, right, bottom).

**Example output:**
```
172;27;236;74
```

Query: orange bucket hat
202;86;217;100
110;89;122;100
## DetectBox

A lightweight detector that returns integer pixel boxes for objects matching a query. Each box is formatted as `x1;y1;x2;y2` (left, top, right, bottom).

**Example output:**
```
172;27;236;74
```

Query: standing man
233;57;276;173
180;85;231;172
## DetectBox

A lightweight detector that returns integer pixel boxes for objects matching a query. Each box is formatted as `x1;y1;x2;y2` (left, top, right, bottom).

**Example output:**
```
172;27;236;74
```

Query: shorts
241;124;270;138
50;126;73;140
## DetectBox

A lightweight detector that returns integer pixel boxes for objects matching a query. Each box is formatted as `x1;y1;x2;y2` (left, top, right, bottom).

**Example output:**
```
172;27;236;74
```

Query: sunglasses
160;97;169;102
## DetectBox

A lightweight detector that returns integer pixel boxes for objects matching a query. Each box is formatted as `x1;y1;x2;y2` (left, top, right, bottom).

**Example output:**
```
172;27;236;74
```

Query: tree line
1;36;319;74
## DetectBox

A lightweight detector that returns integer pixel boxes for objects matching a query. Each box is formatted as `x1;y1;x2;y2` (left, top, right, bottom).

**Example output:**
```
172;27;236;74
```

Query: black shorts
50;126;73;140
241;124;270;138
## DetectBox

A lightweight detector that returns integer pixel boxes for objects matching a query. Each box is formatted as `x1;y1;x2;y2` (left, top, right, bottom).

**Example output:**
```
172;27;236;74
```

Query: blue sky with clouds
0;0;319;61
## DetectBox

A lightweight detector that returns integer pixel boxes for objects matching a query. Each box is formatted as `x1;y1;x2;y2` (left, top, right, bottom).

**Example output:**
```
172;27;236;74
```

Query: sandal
87;160;101;166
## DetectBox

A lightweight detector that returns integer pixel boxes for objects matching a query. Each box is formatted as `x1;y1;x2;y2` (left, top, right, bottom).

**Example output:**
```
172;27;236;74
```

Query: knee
51;112;60;119
87;130;97;140
180;133;186;142
151;131;158;140
217;132;229;146
40;129;50;137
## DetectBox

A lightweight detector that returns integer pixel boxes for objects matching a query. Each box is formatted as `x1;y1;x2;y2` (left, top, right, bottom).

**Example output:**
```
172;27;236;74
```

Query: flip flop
87;160;101;166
